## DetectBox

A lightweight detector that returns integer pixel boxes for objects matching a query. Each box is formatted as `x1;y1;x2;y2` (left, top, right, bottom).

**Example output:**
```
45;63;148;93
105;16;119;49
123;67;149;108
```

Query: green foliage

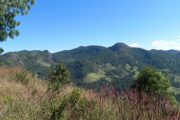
135;68;176;101
0;48;4;54
50;88;81;120
48;63;71;91
68;61;85;80
49;96;68;120
15;70;29;85
176;93;180;102
0;0;35;41
49;63;71;84
68;88;81;106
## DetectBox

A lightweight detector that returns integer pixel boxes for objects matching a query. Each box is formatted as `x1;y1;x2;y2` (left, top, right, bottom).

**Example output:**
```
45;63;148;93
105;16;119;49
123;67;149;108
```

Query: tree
0;0;35;53
135;67;175;99
48;63;71;90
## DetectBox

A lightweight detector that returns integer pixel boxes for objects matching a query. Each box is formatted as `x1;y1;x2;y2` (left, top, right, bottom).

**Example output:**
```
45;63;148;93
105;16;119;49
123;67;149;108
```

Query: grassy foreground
0;67;179;120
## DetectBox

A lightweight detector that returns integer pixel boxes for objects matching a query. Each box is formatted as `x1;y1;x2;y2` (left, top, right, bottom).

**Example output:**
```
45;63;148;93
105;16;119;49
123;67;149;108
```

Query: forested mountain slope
1;43;180;101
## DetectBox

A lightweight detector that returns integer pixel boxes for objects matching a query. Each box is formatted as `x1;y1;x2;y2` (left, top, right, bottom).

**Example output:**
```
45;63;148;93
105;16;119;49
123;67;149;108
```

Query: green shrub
49;96;68;120
15;71;29;85
48;63;71;91
134;67;176;103
49;88;81;120
68;88;81;106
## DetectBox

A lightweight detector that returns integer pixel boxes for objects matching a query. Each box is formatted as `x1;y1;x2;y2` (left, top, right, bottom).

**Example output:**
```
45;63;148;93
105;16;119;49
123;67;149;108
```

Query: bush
15;71;30;85
134;67;176;103
50;88;81;120
48;63;71;91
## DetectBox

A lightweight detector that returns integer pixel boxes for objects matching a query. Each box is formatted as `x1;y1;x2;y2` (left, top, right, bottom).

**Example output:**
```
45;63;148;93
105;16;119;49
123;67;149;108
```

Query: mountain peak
166;49;180;54
109;42;130;51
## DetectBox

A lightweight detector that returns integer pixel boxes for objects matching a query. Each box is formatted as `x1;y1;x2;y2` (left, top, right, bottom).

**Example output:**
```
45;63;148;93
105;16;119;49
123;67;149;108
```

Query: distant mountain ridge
1;43;180;75
1;42;180;101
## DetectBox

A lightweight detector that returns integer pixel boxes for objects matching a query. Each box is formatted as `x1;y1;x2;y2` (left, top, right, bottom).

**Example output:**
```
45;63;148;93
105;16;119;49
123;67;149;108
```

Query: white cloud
151;40;180;50
129;43;139;48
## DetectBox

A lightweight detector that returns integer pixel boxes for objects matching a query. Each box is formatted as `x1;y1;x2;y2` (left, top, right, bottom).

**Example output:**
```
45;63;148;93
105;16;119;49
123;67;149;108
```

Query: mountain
1;43;180;101
166;49;180;54
0;50;54;78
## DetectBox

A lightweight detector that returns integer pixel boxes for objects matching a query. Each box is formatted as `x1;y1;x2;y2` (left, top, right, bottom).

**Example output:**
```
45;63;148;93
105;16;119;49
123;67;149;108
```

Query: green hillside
1;43;180;101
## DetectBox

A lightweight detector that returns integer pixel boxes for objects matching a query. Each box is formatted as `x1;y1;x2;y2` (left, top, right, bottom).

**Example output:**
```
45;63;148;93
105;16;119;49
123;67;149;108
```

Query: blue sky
2;0;180;53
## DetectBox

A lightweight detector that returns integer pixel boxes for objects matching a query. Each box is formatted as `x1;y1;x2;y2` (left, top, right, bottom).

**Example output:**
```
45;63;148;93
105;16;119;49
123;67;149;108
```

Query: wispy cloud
151;40;180;50
151;35;180;50
129;43;139;48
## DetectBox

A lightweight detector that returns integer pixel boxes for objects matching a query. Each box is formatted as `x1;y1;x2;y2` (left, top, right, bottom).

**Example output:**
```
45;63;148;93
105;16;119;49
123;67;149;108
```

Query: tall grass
0;67;179;120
